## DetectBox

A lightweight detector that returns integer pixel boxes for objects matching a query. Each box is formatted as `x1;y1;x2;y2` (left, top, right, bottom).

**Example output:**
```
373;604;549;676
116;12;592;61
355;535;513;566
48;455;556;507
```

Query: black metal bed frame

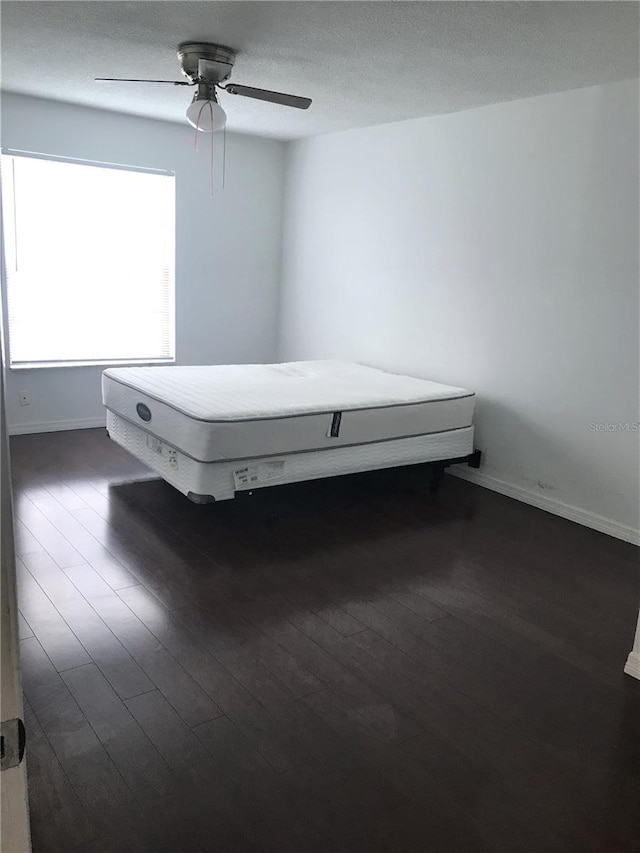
428;448;482;492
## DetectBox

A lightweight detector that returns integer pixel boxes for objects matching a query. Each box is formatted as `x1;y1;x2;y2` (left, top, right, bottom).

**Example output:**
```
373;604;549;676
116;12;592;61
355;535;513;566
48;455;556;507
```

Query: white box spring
103;361;475;463
107;411;475;502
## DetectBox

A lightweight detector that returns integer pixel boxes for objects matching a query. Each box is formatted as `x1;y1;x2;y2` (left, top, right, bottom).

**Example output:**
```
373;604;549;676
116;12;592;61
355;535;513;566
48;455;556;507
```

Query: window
1;152;175;368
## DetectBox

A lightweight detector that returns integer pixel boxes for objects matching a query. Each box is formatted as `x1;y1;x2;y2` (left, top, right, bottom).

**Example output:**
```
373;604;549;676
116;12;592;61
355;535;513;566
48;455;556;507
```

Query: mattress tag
233;466;259;489
328;412;342;438
146;435;163;454
233;460;285;490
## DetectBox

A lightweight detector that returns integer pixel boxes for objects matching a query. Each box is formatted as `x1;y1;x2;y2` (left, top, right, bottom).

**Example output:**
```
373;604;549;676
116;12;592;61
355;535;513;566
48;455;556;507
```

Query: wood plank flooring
10;428;640;853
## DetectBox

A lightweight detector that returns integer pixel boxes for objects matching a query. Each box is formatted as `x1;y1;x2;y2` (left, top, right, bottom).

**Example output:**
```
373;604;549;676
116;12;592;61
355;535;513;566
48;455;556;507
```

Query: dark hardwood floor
10;428;640;853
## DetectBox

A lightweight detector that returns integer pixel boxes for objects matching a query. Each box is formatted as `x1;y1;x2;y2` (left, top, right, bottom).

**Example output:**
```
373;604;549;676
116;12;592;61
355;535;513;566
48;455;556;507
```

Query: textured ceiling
1;2;638;140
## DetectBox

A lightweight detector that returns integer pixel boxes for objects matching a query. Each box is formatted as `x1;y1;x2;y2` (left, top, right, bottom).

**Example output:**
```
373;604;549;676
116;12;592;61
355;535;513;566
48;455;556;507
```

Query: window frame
0;149;177;371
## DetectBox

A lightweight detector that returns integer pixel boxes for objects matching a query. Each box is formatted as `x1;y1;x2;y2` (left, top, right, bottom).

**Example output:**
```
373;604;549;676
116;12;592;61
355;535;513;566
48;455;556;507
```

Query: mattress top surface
103;361;473;421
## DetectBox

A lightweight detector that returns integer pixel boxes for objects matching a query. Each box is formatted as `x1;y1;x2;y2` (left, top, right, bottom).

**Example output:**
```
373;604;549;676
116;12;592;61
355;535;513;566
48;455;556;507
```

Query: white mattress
102;360;475;463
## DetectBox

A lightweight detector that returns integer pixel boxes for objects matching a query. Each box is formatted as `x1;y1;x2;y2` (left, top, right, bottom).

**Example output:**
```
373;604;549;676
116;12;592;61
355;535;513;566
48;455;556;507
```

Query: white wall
1;94;286;433
279;79;640;537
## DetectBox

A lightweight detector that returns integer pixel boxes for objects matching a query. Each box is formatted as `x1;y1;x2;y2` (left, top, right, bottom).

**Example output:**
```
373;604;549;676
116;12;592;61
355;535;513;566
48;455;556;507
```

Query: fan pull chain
193;101;209;152
222;124;226;190
192;101;217;195
209;102;215;196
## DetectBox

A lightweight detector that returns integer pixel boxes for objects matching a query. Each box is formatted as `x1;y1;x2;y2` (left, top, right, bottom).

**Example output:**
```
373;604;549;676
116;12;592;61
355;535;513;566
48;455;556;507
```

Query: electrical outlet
19;392;30;407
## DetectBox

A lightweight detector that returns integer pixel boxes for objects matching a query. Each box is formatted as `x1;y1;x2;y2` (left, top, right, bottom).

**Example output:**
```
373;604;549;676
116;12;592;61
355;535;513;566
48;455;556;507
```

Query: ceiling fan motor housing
177;42;237;83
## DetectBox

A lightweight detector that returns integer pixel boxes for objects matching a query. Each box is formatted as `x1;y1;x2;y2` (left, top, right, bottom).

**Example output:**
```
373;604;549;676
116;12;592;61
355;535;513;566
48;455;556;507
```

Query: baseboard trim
8;417;106;436
624;651;640;680
450;467;640;546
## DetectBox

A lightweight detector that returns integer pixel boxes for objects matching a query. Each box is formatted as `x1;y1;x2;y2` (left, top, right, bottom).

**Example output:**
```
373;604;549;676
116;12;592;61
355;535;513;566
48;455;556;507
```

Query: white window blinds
1;153;175;368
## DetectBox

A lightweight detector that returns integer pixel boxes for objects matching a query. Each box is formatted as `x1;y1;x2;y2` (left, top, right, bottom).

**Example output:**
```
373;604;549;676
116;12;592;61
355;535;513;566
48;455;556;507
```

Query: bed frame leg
429;449;481;493
467;449;482;469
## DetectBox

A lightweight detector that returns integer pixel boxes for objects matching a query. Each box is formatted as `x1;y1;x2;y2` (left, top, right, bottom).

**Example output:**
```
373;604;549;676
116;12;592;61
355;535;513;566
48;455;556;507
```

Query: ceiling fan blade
224;84;311;110
95;77;192;86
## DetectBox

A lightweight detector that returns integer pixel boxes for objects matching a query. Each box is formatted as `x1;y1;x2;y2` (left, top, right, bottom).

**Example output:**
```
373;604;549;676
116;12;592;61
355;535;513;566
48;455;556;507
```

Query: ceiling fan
96;42;312;132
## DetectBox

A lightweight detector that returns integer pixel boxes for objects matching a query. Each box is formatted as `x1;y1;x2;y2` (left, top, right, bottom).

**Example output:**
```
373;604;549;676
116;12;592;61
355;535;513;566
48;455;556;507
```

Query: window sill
9;358;176;371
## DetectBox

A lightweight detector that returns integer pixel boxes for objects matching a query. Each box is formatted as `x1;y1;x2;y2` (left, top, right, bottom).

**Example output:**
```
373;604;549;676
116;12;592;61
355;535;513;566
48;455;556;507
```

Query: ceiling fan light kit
186;83;227;132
